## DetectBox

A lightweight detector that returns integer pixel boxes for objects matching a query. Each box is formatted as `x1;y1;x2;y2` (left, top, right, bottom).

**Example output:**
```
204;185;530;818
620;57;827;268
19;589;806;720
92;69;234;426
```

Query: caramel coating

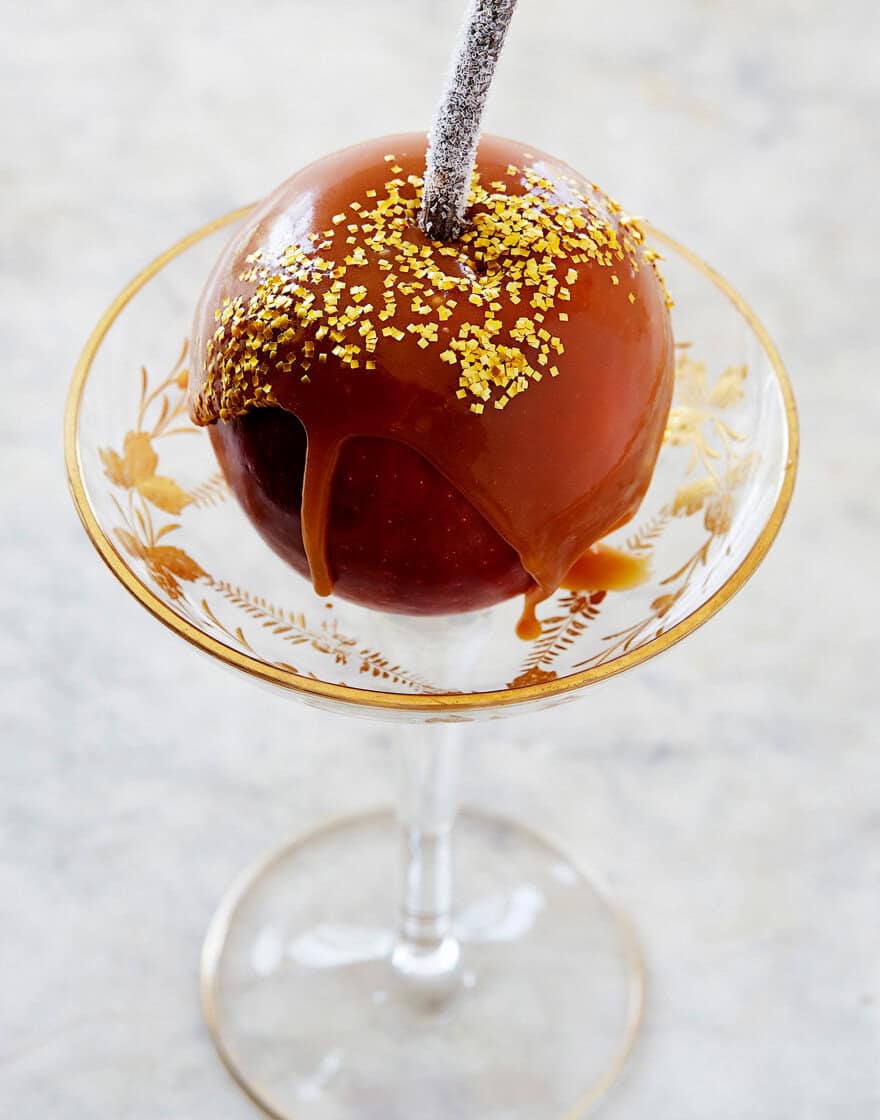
190;134;674;614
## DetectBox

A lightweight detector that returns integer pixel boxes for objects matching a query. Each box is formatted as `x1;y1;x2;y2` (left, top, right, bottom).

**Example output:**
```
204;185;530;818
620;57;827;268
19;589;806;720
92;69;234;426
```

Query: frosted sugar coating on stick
420;0;519;241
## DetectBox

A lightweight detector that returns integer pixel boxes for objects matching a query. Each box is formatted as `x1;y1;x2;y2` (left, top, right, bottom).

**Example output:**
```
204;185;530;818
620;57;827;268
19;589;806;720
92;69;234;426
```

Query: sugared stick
420;0;519;242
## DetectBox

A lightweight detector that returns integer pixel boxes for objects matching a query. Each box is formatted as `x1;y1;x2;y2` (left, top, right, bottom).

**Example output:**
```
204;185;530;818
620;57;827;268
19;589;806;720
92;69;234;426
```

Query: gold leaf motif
137;475;191;514
664;405;704;446
123;431;158;485
672;476;716;516
709;364;747;410
704;493;733;536
100;448;128;487
154;522;182;541
204;579;440;691
146;546;207;582
673;357;709;407
508;665;558;689
114;528;146;559
188;472;230;509
515;590;607;679
650;592;678;618
725;453;754;489
150;569;185;601
626;510;670;554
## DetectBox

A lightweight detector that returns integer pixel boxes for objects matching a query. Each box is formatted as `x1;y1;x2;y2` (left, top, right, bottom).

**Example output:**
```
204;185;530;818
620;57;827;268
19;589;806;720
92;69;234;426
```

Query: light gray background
2;1;878;1116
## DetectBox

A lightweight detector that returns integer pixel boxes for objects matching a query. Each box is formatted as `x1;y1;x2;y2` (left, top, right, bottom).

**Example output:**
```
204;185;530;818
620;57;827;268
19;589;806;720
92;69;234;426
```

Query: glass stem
390;721;463;1003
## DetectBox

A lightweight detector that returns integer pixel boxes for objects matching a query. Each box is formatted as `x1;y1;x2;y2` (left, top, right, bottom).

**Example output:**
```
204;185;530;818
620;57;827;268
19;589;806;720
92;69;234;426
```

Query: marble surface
2;0;878;1116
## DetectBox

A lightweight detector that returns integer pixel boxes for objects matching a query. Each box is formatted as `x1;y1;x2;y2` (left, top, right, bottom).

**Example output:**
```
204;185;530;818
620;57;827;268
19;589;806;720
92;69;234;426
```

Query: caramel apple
190;134;674;621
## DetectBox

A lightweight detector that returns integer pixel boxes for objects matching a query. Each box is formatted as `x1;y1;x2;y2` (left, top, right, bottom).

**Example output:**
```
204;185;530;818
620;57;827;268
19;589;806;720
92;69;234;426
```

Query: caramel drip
562;543;651;593
516;587;544;642
516;543;651;640
300;435;343;597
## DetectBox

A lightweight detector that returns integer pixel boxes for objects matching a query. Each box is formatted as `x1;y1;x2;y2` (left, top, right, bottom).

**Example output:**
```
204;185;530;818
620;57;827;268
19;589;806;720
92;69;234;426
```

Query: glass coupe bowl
65;209;797;1120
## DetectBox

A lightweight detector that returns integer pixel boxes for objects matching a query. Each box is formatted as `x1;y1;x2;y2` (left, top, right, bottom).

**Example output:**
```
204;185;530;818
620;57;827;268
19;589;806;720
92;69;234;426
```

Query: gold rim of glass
64;207;799;714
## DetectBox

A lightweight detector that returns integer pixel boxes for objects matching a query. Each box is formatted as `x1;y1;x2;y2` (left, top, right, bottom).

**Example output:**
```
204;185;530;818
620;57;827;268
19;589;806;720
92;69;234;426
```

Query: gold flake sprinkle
194;160;665;425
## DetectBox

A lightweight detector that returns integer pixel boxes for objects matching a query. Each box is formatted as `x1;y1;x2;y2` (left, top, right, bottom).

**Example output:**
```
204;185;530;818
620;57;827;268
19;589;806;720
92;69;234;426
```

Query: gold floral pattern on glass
99;347;439;693
100;339;754;696
101;341;207;601
509;348;754;687
99;336;752;694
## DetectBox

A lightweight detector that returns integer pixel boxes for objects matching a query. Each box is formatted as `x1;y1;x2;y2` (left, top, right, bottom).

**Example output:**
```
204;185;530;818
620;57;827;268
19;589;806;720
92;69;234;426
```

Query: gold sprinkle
195;159;664;425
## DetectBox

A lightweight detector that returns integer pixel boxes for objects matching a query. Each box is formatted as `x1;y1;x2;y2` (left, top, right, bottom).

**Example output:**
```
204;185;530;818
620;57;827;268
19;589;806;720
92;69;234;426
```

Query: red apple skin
210;409;532;615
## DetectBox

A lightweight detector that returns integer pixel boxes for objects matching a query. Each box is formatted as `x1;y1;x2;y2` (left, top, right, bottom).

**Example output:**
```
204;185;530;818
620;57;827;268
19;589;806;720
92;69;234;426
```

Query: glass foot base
201;810;644;1120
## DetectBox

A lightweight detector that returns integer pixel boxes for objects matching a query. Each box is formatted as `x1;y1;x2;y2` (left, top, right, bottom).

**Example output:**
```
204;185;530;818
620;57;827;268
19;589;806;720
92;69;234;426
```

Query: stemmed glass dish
65;209;797;1120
